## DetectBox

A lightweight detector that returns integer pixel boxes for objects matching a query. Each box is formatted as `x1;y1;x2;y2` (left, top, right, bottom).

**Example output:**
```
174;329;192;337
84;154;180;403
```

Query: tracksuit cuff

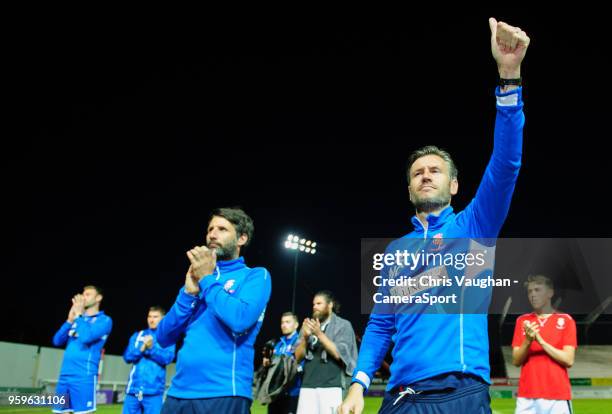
178;288;200;310
495;86;522;106
352;371;371;391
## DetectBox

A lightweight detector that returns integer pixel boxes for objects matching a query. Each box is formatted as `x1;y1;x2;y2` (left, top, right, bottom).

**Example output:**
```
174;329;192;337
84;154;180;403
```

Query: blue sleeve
353;252;397;391
74;316;112;346
199;267;272;334
52;321;72;347
463;87;524;238
123;332;144;364
351;314;395;391
156;288;202;348
273;341;282;356
144;341;175;367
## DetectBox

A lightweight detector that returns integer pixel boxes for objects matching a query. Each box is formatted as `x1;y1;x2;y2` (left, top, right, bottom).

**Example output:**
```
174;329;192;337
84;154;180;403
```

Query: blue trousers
122;393;163;414
379;381;491;414
161;395;251;414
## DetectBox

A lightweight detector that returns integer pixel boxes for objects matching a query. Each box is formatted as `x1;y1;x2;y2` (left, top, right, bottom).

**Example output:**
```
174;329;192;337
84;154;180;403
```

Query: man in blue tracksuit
157;207;272;414
339;18;530;414
52;285;113;414
123;306;175;414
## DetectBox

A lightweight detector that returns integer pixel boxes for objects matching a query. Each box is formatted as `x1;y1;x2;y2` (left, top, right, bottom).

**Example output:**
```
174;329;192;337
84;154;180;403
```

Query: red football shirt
512;312;577;400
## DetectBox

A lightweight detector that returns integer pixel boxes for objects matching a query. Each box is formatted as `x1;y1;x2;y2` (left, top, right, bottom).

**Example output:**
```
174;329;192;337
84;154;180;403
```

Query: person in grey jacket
294;290;358;414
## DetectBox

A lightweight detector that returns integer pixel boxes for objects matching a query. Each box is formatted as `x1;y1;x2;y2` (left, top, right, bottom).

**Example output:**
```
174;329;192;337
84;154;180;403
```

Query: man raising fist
339;18;530;414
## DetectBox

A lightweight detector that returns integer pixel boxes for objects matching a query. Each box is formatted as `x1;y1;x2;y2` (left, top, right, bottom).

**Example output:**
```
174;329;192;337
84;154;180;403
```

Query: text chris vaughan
372;275;512;289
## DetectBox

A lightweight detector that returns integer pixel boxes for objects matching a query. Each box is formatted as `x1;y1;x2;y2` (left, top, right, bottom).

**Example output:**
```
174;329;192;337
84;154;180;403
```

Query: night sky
4;10;610;357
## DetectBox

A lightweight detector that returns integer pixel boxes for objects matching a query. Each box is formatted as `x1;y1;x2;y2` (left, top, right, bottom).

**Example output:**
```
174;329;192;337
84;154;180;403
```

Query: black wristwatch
499;77;522;87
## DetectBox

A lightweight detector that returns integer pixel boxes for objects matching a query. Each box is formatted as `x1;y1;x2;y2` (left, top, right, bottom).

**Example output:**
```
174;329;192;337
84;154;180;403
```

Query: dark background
4;9;610;363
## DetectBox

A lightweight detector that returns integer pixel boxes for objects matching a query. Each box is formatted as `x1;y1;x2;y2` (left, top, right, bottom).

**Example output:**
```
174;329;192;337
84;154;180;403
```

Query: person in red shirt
512;274;577;414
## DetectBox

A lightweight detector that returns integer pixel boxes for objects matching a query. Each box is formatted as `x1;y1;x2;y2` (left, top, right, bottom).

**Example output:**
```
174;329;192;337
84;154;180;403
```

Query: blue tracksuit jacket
123;328;175;396
353;87;524;392
157;257;272;399
52;311;113;379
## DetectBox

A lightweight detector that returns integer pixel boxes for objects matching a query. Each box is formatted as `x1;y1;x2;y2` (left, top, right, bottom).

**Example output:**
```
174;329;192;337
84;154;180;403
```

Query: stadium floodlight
284;233;318;311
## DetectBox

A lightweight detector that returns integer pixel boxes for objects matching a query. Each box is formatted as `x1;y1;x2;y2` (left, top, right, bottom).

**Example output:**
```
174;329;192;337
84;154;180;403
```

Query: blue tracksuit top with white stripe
123;328;176;396
157;257;272;399
353;87;524;392
52;311;113;379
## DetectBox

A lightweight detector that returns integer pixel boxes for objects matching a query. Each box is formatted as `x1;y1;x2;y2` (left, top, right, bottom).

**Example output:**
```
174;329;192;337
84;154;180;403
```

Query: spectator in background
263;311;302;414
123;306;175;414
512;275;577;414
295;291;358;414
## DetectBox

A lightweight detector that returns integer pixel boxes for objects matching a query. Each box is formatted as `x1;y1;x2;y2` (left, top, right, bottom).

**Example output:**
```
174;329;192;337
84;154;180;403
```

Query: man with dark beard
339;17;530;414
294;291;358;414
156;207;272;414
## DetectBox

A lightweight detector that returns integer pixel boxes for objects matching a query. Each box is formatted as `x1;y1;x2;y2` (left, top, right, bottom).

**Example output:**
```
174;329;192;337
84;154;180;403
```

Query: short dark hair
314;290;341;314
209;207;255;246
524;274;554;290
281;311;298;322
406;145;458;184
149;306;166;316
83;285;103;296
